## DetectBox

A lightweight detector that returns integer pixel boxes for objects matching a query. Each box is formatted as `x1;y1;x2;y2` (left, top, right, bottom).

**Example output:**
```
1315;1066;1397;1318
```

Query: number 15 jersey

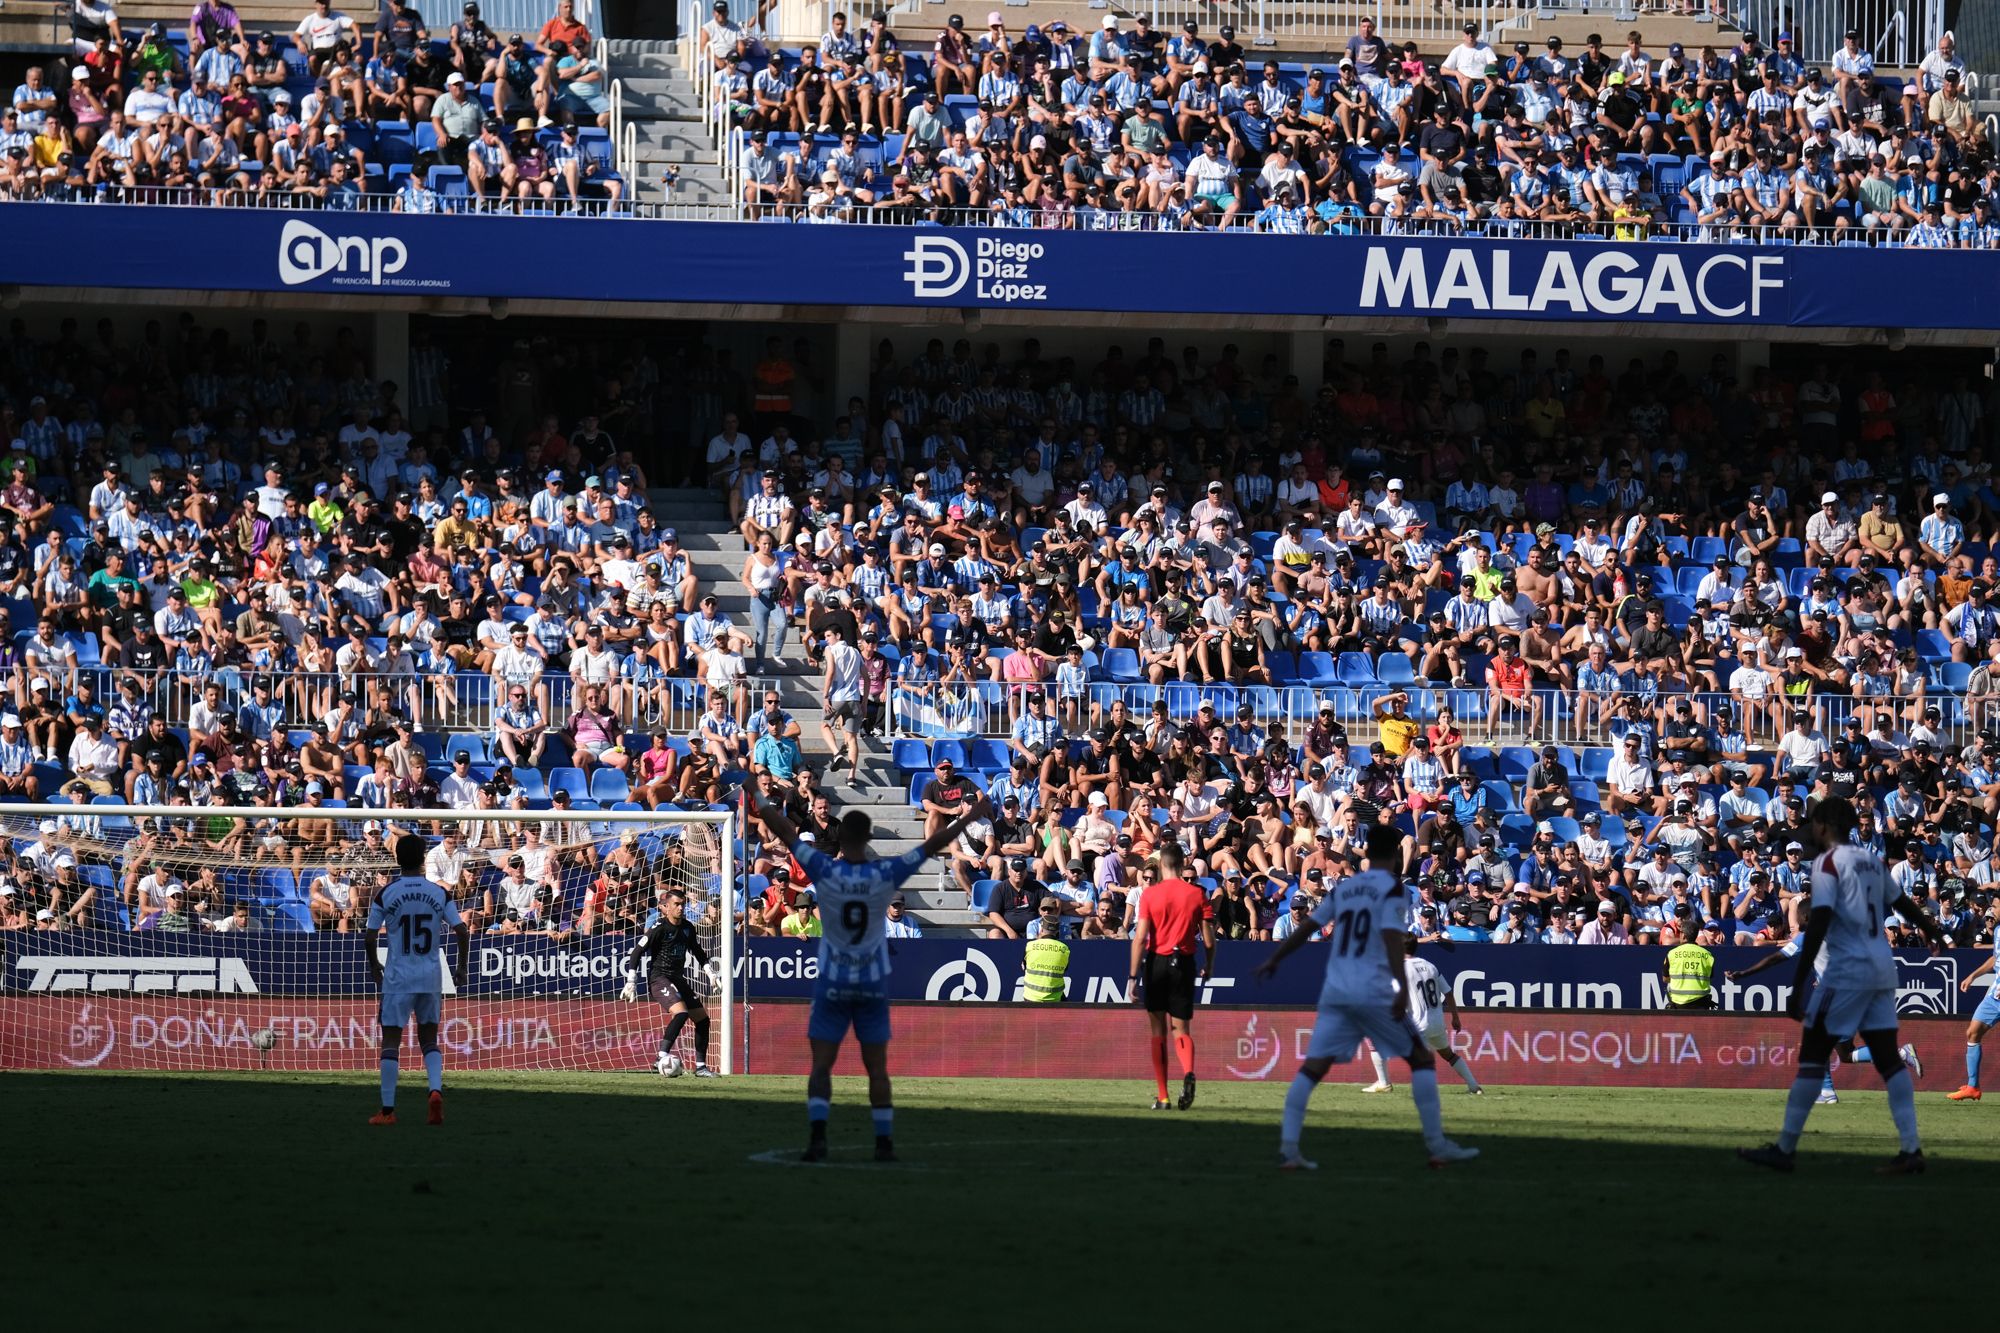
367;874;462;995
798;846;925;987
1307;868;1405;1008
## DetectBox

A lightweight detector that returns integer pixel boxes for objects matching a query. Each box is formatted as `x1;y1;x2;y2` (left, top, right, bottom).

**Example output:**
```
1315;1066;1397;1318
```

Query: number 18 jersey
367;874;462;994
1307;868;1404;1007
797;846;925;987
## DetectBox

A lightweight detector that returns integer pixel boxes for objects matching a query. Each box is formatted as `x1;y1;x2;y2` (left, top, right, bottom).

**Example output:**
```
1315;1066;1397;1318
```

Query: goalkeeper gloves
619;974;639;1003
703;958;723;985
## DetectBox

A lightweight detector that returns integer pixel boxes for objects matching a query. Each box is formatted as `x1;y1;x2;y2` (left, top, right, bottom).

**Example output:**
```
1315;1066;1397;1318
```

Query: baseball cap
446;71;466;85
1598;901;1617;914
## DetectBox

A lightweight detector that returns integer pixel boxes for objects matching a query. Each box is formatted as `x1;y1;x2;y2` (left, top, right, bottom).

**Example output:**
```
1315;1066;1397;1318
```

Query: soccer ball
656;1053;684;1078
250;1027;277;1052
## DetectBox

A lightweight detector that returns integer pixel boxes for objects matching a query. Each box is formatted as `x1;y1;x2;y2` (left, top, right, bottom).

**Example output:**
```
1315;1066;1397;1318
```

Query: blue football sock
807;1096;830;1125
380;1055;399;1110
423;1050;443;1093
1969;1042;1984;1089
872;1107;893;1137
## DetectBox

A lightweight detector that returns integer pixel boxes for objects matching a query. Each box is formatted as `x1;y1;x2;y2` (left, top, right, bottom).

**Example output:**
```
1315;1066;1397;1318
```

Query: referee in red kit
1129;842;1216;1111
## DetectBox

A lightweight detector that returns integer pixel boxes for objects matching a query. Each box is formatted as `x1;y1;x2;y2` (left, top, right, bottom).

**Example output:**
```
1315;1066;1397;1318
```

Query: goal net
0;803;738;1075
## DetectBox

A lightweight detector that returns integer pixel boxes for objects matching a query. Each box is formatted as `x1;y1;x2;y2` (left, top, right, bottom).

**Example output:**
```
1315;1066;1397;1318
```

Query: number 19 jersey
797;846;925;987
367;874;462;994
1307;868;1404;1008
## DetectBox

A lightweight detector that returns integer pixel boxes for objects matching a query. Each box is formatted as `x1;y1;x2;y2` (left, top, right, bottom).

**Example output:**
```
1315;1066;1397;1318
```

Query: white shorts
1423;1022;1451;1054
380;992;442;1030
1803;983;1897;1039
1306;1003;1425;1064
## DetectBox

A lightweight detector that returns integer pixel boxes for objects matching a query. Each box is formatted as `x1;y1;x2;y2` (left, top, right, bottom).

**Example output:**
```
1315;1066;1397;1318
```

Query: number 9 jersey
798;846;926;987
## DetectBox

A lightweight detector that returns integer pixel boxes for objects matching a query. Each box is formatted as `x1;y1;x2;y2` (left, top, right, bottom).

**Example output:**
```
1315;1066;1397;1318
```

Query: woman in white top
740;530;789;671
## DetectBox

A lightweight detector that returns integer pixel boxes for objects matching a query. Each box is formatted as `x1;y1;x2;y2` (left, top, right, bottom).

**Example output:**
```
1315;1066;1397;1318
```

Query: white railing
609;75;625;173
17;189;2000;248
885;679;1998;754
5;185;631;214
70;667;777;751
1735;0;1940;66
1232;0;1505;53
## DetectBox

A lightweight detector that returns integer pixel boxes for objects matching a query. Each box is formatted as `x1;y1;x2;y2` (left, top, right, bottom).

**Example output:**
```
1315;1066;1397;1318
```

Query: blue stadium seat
1375;653;1416;685
892;739;930;773
970;878;998;915
1101;647;1142;683
588;768;631;803
547;767;588;802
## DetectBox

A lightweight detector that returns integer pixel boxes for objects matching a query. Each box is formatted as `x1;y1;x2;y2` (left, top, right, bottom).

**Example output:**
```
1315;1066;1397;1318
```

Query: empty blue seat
588;768;631;803
892;739;930;773
547;766;588;801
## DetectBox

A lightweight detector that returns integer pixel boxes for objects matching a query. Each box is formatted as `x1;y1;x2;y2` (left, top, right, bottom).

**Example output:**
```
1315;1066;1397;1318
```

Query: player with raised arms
365;832;471;1126
751;788;994;1163
1403;939;1483;1095
621;886;720;1078
1739;795;1947;1174
1254;823;1479;1171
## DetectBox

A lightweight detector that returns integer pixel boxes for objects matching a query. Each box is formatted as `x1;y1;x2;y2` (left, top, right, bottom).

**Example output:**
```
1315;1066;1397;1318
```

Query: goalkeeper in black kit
622;888;720;1078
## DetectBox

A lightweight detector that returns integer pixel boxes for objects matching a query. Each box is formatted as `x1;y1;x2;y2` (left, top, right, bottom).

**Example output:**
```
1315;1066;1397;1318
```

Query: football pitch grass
13;1070;1991;1327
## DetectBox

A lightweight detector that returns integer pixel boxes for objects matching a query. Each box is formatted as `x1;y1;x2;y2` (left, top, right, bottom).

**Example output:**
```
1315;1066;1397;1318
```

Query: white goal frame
0;803;740;1076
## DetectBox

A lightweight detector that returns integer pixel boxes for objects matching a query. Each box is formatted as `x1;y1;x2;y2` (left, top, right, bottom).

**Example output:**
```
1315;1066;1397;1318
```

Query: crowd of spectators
6;309;2000;954
0;313;755;936
713;8;1996;241
1;0;621;208
714;330;2000;949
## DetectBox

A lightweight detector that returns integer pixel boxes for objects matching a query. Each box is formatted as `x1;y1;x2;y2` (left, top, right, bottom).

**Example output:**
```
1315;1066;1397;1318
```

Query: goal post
0;803;740;1076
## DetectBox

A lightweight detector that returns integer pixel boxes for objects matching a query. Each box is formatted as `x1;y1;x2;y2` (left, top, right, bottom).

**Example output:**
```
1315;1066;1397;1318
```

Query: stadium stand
696;9;1993;238
2;2;1989;239
1;296;1997;957
2;0;623;208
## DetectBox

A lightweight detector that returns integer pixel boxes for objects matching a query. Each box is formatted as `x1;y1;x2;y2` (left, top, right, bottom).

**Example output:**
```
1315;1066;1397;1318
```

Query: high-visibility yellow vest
1023;938;1070;1004
1665;942;1715;1006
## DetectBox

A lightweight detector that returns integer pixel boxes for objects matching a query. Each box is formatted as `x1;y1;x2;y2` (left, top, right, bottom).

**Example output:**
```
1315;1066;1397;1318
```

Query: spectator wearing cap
1578;898;1631;945
430;69;483;166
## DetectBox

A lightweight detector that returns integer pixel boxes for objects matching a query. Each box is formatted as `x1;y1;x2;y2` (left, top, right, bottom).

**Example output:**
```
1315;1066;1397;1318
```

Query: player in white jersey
1403;940;1483;1093
1739;797;1945;1174
1254;824;1479;1170
1727;888;1921;1105
751;788;995;1163
364;834;470;1126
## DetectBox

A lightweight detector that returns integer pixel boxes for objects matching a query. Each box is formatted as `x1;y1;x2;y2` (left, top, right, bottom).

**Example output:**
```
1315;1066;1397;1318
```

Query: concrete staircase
647;486;985;935
605;38;732;207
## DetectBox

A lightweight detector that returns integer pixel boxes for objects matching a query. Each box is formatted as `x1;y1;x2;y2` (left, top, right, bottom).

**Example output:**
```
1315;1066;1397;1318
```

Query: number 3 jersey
798;846;926;987
367;874;462;994
1307;868;1405;1008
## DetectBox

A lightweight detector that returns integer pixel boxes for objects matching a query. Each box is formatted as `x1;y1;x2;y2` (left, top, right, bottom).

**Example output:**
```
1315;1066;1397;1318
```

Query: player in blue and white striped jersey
752;790;995;1162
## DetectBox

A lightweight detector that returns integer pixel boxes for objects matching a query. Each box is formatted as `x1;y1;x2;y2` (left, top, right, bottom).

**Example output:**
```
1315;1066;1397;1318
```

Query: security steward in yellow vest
1663;934;1716;1010
1024;898;1072;1003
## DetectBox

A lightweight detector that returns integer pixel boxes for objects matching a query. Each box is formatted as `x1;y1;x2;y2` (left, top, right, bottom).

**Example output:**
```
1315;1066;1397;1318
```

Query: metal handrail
609;76;625;180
